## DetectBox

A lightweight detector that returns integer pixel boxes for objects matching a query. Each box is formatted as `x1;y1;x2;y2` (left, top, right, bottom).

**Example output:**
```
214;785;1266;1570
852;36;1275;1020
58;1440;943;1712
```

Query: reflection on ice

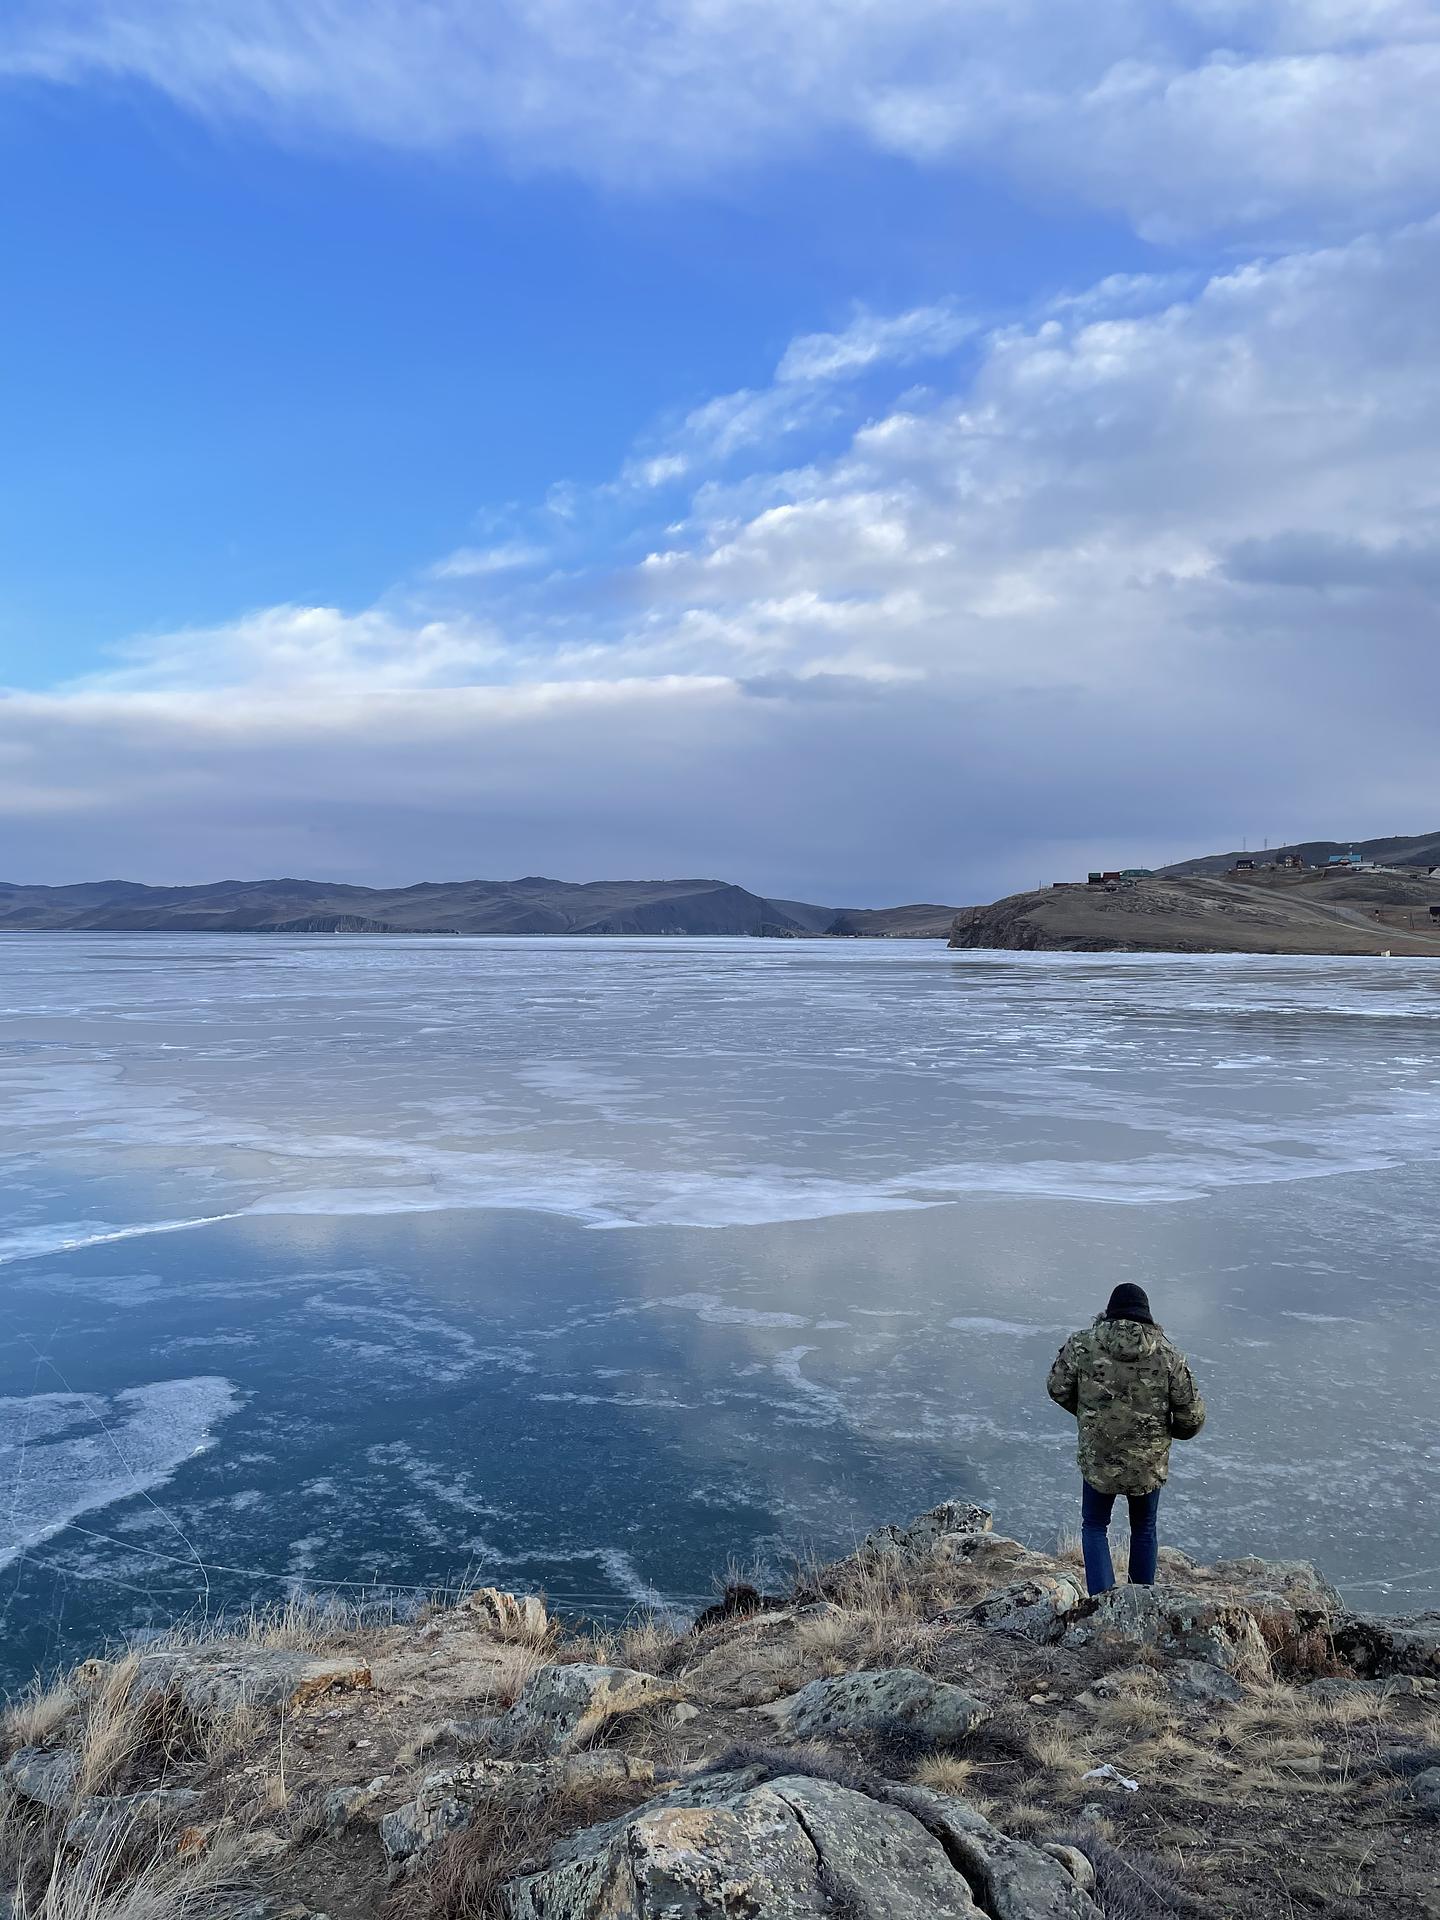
1;935;1439;1690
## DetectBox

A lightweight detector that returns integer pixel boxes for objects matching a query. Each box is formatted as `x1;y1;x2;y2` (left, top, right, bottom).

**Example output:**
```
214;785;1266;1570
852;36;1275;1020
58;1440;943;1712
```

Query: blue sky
2;3;1438;900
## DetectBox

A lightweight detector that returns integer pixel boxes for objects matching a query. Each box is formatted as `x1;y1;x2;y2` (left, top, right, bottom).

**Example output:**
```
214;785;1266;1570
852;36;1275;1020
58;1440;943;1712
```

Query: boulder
963;1574;1086;1645
1410;1768;1440;1819
64;1788;202;1852
1064;1586;1271;1681
504;1662;684;1753
131;1649;372;1718
1160;1659;1247;1707
379;1752;657;1878
855;1500;995;1563
3;1746;79;1810
463;1587;550;1643
755;1667;989;1745
1210;1558;1342;1617
500;1768;986;1919
876;1783;1103;1919
1333;1611;1440;1679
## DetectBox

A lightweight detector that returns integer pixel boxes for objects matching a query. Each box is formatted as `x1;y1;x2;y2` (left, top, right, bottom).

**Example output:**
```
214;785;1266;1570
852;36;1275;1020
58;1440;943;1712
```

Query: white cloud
427;543;546;579
6;217;1440;895
3;1;1438;238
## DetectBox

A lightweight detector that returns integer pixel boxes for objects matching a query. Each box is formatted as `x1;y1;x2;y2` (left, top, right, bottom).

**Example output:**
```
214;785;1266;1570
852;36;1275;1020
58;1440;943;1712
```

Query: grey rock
877;1783;1104;1919
1064;1586;1271;1680
856;1500;995;1564
1411;1767;1440;1818
965;1574;1086;1645
756;1667;989;1745
1333;1610;1440;1678
64;1788;202;1852
1304;1677;1372;1705
504;1662;683;1753
380;1796;473;1880
1042;1844;1097;1894
321;1776;389;1836
1211;1558;1342;1616
3;1746;79;1810
501;1768;985;1918
1161;1658;1246;1706
132;1649;372;1718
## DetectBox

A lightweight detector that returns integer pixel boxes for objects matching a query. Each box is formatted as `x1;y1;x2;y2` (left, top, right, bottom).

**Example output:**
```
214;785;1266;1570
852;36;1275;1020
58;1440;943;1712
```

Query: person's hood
1091;1314;1165;1362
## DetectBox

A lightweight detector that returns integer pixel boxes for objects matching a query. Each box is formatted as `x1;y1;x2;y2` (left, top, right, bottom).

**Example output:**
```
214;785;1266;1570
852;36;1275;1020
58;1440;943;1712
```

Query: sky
2;2;1438;904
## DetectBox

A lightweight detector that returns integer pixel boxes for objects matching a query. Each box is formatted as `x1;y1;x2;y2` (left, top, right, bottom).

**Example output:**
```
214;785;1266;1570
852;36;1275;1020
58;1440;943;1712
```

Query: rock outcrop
755;1667;990;1745
3;1501;1438;1920
500;1767;1100;1920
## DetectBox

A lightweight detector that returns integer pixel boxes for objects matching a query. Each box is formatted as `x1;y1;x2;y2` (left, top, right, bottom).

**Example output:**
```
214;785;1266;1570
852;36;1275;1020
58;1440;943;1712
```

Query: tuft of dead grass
911;1754;977;1796
3;1681;80;1758
12;1819;259;1920
1090;1692;1178;1739
76;1658;144;1799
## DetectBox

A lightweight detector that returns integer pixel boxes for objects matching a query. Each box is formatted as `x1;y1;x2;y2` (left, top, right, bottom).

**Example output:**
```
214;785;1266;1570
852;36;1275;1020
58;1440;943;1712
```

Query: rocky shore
3;1503;1438;1919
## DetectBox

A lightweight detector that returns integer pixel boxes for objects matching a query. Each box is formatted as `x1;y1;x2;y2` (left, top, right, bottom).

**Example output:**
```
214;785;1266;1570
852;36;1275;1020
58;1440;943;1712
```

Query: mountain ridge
0;874;958;938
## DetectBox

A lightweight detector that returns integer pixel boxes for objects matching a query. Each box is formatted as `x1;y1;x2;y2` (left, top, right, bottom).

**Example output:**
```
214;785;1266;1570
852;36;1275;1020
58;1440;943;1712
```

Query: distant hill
1163;829;1440;877
949;863;1440;956
0;875;958;938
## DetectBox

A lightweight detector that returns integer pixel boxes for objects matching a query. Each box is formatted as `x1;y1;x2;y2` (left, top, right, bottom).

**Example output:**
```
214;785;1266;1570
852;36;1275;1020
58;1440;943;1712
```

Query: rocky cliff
2;1505;1437;1920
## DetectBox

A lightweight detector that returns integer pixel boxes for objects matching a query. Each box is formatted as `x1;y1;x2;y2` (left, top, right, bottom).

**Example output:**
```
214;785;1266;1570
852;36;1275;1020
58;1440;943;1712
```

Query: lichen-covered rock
321;1776;389;1836
379;1752;658;1878
755;1667;989;1745
64;1788;202;1851
855;1500;995;1563
964;1574;1086;1644
877;1783;1103;1919
3;1746;79;1810
380;1791;473;1880
1160;1658;1247;1706
1211;1558;1342;1617
1064;1586;1271;1681
504;1662;684;1753
501;1769;985;1919
463;1587;550;1643
1333;1610;1440;1678
131;1649;372;1718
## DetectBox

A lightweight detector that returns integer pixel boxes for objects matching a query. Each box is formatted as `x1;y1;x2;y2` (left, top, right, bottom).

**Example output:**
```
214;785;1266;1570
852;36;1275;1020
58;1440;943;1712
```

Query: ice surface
0;1378;241;1570
3;934;1440;1684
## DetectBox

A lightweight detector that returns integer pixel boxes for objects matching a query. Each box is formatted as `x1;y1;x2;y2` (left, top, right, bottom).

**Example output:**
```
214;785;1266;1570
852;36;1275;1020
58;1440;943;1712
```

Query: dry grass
3;1681;79;1757
76;1658;143;1798
791;1541;990;1626
1025;1726;1096;1789
1090;1692;1178;1739
474;1645;547;1711
911;1754;977;1796
12;1821;258;1920
420;1771;655;1919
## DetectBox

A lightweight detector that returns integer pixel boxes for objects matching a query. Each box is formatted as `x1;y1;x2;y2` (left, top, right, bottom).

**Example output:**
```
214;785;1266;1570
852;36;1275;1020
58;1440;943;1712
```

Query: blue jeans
1081;1481;1160;1594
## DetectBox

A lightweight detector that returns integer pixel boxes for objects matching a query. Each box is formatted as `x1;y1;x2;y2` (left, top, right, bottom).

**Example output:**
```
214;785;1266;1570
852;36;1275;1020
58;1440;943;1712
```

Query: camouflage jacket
1047;1316;1206;1496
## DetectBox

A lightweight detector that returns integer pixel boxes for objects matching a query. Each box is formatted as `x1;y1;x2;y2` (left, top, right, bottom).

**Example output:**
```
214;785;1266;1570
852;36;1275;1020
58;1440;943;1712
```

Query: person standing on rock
1047;1283;1205;1595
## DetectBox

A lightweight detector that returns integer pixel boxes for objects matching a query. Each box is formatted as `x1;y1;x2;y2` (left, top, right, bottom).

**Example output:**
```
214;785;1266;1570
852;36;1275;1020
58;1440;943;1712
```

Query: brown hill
949;867;1440;956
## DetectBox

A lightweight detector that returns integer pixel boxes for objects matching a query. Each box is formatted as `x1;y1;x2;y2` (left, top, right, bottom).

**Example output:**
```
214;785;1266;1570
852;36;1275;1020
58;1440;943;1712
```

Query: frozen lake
2;933;1439;1689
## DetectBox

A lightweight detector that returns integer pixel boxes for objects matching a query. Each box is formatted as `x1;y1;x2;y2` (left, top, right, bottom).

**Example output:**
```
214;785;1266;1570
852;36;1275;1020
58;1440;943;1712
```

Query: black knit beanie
1106;1282;1153;1323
